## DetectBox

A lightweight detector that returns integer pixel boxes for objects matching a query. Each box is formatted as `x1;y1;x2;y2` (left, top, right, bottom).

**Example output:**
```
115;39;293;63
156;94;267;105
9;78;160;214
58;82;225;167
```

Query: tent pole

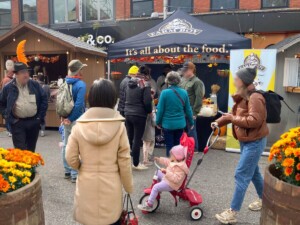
163;0;168;19
107;60;111;80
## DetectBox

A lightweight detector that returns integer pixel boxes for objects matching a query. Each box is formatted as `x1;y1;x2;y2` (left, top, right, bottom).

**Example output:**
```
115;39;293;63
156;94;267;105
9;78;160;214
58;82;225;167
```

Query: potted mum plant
260;127;300;225
0;148;45;225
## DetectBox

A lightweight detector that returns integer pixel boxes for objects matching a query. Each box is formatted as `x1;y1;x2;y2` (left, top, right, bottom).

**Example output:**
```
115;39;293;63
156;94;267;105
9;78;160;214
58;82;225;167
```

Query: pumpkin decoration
214;125;227;136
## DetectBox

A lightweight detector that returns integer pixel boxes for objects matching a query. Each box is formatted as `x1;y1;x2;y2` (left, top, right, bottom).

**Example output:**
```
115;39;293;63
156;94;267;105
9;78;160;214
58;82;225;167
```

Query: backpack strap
170;87;185;106
254;90;295;113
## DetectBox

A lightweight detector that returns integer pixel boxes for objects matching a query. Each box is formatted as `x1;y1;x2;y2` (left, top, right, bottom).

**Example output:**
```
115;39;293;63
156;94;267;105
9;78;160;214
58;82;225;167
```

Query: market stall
108;10;251;151
0;22;107;127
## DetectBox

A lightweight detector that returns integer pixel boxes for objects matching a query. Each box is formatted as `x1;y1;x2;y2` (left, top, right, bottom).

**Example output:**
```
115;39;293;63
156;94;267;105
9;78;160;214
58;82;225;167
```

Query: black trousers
11;118;41;152
125;115;146;167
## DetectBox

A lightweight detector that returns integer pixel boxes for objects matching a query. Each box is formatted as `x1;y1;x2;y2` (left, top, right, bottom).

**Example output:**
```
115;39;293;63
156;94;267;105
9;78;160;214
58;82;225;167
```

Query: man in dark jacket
117;65;139;117
125;74;152;170
0;62;48;152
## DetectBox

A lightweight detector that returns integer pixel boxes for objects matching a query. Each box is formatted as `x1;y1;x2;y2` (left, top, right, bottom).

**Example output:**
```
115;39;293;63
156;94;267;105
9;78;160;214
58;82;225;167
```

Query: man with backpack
59;59;87;183
0;62;48;152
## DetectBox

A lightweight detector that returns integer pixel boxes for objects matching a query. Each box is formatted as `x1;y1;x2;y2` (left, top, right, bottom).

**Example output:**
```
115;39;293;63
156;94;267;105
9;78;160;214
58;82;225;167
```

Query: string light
37;38;40;42
13;37;16;42
96;60;99;64
66;51;69;55
85;58;89;61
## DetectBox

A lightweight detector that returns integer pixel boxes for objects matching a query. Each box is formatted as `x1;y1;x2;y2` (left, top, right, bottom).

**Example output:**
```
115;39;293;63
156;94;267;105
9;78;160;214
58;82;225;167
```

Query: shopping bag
121;194;138;225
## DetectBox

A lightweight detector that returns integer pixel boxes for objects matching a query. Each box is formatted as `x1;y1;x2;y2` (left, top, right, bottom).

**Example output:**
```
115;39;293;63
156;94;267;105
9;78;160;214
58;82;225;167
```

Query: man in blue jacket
0;62;48;152
62;59;87;183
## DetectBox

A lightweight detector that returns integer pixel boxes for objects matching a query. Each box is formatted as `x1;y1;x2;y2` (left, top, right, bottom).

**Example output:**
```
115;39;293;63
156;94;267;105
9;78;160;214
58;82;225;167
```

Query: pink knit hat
170;145;187;161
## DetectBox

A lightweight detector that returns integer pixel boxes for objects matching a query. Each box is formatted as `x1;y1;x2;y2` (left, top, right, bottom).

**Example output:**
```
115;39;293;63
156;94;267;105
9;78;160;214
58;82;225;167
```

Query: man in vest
0;62;48;152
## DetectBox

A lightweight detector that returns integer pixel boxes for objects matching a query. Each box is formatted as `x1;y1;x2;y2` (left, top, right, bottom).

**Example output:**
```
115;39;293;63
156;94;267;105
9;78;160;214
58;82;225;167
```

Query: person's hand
211;122;218;129
222;113;234;122
161;168;166;174
154;157;160;162
156;125;162;130
63;119;71;125
193;116;197;120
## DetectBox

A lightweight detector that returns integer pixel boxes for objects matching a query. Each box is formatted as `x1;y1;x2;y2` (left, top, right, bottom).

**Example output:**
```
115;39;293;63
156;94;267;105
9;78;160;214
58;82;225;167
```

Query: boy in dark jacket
117;65;139;117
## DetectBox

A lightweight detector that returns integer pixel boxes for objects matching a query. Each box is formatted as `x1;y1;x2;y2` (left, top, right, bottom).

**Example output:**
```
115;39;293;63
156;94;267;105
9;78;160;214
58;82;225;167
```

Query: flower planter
260;164;300;225
0;174;45;225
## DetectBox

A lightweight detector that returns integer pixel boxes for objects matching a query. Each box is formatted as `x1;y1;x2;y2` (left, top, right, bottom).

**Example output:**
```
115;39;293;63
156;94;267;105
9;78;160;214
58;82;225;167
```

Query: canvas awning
108;10;251;59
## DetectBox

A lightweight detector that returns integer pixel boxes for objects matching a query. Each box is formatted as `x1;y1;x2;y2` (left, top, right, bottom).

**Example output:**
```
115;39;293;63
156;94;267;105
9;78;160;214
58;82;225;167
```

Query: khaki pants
143;141;155;163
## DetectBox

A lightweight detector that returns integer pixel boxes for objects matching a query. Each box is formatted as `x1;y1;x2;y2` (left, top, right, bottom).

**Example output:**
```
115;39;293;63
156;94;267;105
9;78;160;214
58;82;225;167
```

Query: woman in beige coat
66;79;133;225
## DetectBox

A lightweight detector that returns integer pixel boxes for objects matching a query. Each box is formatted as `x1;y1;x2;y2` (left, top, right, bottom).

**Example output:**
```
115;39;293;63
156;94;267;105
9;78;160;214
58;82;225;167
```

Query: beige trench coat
66;107;133;225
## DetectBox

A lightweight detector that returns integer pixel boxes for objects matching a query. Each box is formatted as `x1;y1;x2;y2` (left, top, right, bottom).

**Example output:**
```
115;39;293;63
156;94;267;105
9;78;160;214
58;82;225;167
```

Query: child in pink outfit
138;145;189;212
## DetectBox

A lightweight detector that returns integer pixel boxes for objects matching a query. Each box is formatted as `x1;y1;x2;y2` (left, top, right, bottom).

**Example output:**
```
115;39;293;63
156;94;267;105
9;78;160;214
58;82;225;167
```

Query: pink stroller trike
139;126;220;221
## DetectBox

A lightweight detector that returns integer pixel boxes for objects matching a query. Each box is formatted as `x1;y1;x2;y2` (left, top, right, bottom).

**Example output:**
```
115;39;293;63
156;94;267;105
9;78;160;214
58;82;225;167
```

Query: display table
196;115;220;152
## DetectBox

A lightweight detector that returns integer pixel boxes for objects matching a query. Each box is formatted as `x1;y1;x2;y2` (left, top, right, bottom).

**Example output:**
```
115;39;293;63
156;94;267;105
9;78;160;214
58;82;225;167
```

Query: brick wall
37;0;49;25
116;0;130;19
239;0;261;10
290;0;300;8
154;0;163;12
11;0;20;26
194;0;210;13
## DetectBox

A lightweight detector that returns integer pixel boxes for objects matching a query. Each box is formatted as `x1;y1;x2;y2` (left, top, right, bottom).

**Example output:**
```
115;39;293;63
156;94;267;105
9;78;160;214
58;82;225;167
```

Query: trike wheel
139;194;160;213
190;206;203;221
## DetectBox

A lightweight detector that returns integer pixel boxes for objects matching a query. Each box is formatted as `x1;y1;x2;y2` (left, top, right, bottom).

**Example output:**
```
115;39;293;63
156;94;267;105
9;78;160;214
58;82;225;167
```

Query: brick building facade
1;0;300;48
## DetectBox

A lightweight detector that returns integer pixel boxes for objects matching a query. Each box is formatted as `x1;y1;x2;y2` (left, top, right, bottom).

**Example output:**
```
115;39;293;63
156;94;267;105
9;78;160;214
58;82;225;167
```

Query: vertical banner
226;49;277;152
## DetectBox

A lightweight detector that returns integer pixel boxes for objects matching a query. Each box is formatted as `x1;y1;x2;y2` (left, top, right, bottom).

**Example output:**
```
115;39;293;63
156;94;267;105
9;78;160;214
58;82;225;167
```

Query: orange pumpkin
214;126;227;136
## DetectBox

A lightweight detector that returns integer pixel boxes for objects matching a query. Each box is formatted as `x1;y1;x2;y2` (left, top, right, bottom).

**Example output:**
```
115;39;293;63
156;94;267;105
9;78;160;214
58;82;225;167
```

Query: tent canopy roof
108;10;251;59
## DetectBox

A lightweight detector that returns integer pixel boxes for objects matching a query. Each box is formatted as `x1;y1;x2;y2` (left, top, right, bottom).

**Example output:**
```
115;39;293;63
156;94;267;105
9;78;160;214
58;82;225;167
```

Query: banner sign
226;49;277;151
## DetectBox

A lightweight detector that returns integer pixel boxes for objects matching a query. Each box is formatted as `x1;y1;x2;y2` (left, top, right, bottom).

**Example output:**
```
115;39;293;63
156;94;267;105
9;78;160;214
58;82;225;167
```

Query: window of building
211;0;238;11
168;0;193;13
262;0;289;8
85;0;114;21
21;0;37;23
0;0;11;27
131;0;153;17
53;0;77;23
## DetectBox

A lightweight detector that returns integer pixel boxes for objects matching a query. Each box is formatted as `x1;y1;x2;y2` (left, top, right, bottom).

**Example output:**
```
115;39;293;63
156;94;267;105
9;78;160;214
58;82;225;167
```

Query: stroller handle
206;125;220;149
154;161;162;170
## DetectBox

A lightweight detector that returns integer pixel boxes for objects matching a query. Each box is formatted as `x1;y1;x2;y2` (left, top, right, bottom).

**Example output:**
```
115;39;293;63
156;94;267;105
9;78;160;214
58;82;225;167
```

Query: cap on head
236;68;257;86
68;59;87;76
170;145;187;161
182;62;196;73
128;66;139;76
13;62;29;73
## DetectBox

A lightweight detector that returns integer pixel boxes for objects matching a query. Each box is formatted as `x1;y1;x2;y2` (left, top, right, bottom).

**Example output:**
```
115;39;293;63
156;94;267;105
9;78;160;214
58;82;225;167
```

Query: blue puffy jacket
66;77;86;122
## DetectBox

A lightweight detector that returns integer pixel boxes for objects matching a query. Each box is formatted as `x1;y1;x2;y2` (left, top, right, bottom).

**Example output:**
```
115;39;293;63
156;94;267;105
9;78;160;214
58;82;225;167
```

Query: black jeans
163;128;183;157
11;118;40;152
125;115;146;167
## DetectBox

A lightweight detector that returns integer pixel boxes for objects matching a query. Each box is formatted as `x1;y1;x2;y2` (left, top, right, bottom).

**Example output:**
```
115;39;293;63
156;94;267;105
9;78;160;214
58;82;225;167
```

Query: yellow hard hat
128;66;139;76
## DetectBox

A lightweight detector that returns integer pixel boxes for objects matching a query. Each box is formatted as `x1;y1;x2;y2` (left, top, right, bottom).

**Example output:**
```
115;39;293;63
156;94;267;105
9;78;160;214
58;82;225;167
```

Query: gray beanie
236;68;257;86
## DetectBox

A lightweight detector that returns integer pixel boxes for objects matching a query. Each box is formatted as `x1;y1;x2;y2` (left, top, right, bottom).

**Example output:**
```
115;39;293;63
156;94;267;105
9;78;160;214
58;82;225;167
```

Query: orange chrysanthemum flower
297;163;300;171
296;173;300;182
284;167;293;176
282;158;295;167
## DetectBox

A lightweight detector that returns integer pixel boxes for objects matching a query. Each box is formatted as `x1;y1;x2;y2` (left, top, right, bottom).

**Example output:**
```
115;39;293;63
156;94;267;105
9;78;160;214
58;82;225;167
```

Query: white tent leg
107;60;111;80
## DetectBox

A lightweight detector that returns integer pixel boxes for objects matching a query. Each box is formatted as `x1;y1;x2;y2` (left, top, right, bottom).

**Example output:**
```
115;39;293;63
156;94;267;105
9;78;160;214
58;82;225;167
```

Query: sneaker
40;131;45;137
64;173;71;179
215;209;237;224
132;163;148;170
248;199;262;211
7;132;12;137
71;177;77;183
137;201;153;212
